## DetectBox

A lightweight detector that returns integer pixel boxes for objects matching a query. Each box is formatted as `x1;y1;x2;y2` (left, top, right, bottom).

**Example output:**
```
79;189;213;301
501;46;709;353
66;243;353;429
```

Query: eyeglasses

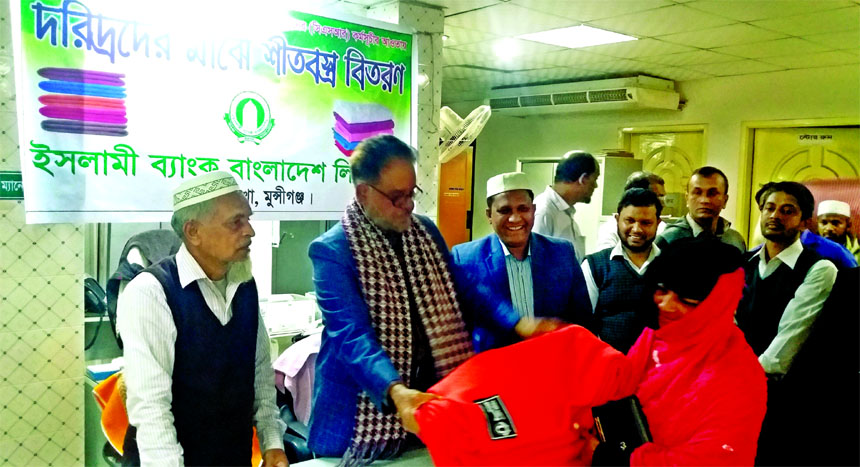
366;183;423;207
655;284;702;307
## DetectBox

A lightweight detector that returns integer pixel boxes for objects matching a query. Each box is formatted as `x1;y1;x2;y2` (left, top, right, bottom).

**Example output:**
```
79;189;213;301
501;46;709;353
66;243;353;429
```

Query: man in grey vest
118;171;287;466
656;166;746;252
582;188;662;353
736;181;837;465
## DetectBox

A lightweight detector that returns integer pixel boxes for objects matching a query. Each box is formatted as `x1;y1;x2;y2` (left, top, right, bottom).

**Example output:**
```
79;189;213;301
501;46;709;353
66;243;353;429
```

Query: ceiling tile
658;23;786;48
443;65;511;81
588;4;735;37
635;65;713;81
576;58;652;74
577;38;694;58
444;3;577;35
804;29;860;50
712;38;831;59
760;50;860;69
751;6;860;36
688;59;784;76
643;50;740;66
443;25;498;47
684;0;854;22
449;38;565;56
509;0;673;22
420;0;501;16
536;48;624;67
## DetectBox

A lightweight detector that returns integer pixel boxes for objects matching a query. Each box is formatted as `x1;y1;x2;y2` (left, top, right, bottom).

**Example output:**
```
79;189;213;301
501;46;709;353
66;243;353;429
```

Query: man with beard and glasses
582;188;662;353
656;166;746;252
307;135;472;464
452;172;591;353
735;181;837;465
117;171;287;466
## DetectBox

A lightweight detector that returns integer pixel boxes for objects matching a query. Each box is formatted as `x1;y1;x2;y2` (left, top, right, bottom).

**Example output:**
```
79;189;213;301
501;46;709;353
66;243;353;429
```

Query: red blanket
414;325;634;466
627;269;768;466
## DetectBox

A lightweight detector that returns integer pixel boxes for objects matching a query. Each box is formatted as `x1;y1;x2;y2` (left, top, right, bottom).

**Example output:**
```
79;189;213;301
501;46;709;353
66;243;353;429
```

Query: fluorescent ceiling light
518;25;637;49
493;38;521;61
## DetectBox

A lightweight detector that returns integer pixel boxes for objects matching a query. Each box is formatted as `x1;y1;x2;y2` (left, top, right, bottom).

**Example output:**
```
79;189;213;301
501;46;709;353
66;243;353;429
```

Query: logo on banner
475;395;517;440
224;91;275;144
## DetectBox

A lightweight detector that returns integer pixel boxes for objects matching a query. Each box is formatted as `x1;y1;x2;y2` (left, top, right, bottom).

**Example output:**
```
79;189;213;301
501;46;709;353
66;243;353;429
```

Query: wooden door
748;126;860;246
627;130;704;218
438;147;474;248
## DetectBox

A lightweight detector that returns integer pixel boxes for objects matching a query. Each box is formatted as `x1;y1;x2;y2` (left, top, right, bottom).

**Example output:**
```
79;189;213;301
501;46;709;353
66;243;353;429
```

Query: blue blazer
306;215;451;457
451;232;592;353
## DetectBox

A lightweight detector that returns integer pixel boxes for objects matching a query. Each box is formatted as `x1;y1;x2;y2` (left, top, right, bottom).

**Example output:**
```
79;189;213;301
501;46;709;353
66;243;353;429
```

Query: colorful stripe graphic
37;67;129;137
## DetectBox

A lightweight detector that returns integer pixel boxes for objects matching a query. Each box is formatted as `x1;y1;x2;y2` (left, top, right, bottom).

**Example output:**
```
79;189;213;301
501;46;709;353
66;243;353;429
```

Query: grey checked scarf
340;198;473;465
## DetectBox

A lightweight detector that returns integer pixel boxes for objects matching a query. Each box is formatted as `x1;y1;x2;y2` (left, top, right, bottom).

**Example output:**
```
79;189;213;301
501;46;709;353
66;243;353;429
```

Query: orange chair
92;372;263;466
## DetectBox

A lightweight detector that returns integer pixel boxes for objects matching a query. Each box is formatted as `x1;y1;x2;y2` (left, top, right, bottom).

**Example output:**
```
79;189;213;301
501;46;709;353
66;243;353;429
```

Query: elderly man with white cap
451;172;592;353
117;171;287;466
818;199;860;263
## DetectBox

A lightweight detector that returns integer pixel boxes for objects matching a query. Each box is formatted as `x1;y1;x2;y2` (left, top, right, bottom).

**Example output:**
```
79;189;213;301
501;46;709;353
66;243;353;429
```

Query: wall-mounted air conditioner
487;75;681;115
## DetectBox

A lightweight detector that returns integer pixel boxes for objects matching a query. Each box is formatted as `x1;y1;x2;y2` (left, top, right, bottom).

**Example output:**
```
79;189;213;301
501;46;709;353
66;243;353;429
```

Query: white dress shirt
581;242;661;312
533;186;585;262
752;238;837;375
499;236;534;319
117;244;285;466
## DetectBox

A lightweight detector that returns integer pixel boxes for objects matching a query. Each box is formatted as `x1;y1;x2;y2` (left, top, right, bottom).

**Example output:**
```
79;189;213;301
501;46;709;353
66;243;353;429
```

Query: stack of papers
260;295;318;338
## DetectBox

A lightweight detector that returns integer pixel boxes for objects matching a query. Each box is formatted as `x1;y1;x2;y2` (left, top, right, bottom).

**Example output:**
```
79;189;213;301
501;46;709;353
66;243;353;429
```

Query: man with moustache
582;188;662;353
533;151;600;263
656;166;746;252
452;172;591;353
735;181;837;465
118;171;287;466
307;135;472;462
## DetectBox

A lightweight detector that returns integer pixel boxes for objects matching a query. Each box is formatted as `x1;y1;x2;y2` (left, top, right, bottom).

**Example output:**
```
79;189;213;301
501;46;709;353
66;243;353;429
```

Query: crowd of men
116;134;857;466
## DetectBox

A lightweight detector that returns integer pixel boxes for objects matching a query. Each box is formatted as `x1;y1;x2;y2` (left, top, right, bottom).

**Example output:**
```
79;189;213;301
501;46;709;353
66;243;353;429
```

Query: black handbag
592;395;652;454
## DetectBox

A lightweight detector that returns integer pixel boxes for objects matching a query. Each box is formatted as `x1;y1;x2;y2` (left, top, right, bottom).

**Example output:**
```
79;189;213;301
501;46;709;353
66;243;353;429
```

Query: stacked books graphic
37;67;128;137
332;101;394;157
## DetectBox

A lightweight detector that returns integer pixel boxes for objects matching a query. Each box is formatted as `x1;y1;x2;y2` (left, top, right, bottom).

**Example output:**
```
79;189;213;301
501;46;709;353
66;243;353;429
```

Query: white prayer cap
172;171;241;211
818;199;851;217
486;172;532;199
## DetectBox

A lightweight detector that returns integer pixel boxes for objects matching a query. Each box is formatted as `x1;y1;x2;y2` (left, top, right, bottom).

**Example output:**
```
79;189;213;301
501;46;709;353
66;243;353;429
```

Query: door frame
738;116;859;243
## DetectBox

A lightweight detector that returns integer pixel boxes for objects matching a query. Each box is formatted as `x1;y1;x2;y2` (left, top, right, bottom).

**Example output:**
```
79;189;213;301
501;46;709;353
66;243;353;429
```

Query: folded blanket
334;140;353;157
333;100;393;124
334;121;394;143
333;113;394;133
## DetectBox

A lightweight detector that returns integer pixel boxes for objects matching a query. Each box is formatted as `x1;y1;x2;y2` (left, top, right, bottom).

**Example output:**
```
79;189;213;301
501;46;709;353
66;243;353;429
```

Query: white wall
453;64;860;247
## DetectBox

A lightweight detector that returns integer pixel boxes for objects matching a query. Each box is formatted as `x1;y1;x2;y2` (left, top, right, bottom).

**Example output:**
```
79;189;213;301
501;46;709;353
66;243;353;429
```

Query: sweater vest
736;248;822;357
586;248;656;354
127;256;258;466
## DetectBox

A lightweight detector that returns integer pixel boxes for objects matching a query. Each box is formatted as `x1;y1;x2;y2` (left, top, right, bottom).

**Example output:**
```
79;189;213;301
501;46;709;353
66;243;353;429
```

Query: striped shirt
499;237;534;319
117;244;285;466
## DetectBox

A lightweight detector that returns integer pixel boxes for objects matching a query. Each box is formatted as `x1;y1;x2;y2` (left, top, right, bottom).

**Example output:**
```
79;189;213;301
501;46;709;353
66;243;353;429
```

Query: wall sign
12;0;414;223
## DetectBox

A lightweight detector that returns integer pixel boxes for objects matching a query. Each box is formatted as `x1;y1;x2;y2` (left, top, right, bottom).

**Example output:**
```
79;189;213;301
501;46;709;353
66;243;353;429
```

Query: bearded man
582;188;662;353
117;171;287;466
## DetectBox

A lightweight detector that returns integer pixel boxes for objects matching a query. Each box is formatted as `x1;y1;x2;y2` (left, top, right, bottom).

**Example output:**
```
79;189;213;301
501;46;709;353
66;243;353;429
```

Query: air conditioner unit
487;75;680;115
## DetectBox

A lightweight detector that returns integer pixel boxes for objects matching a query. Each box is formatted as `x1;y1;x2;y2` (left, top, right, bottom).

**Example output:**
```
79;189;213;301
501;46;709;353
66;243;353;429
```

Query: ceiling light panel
518;25;637;49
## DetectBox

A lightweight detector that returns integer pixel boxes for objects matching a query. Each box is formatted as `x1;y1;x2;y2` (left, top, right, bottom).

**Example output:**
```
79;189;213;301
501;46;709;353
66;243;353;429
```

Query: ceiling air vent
552;91;588;105
588;88;630;102
487;75;680;115
519;94;553;107
489;97;520;109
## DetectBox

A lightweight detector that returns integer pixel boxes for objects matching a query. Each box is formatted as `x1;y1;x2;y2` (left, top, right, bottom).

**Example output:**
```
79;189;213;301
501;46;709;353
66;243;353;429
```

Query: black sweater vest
736;247;822;357
586;248;657;354
132;256;258;466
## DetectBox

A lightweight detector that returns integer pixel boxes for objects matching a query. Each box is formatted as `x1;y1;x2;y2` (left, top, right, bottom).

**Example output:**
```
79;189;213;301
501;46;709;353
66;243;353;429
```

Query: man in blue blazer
453;172;592;353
